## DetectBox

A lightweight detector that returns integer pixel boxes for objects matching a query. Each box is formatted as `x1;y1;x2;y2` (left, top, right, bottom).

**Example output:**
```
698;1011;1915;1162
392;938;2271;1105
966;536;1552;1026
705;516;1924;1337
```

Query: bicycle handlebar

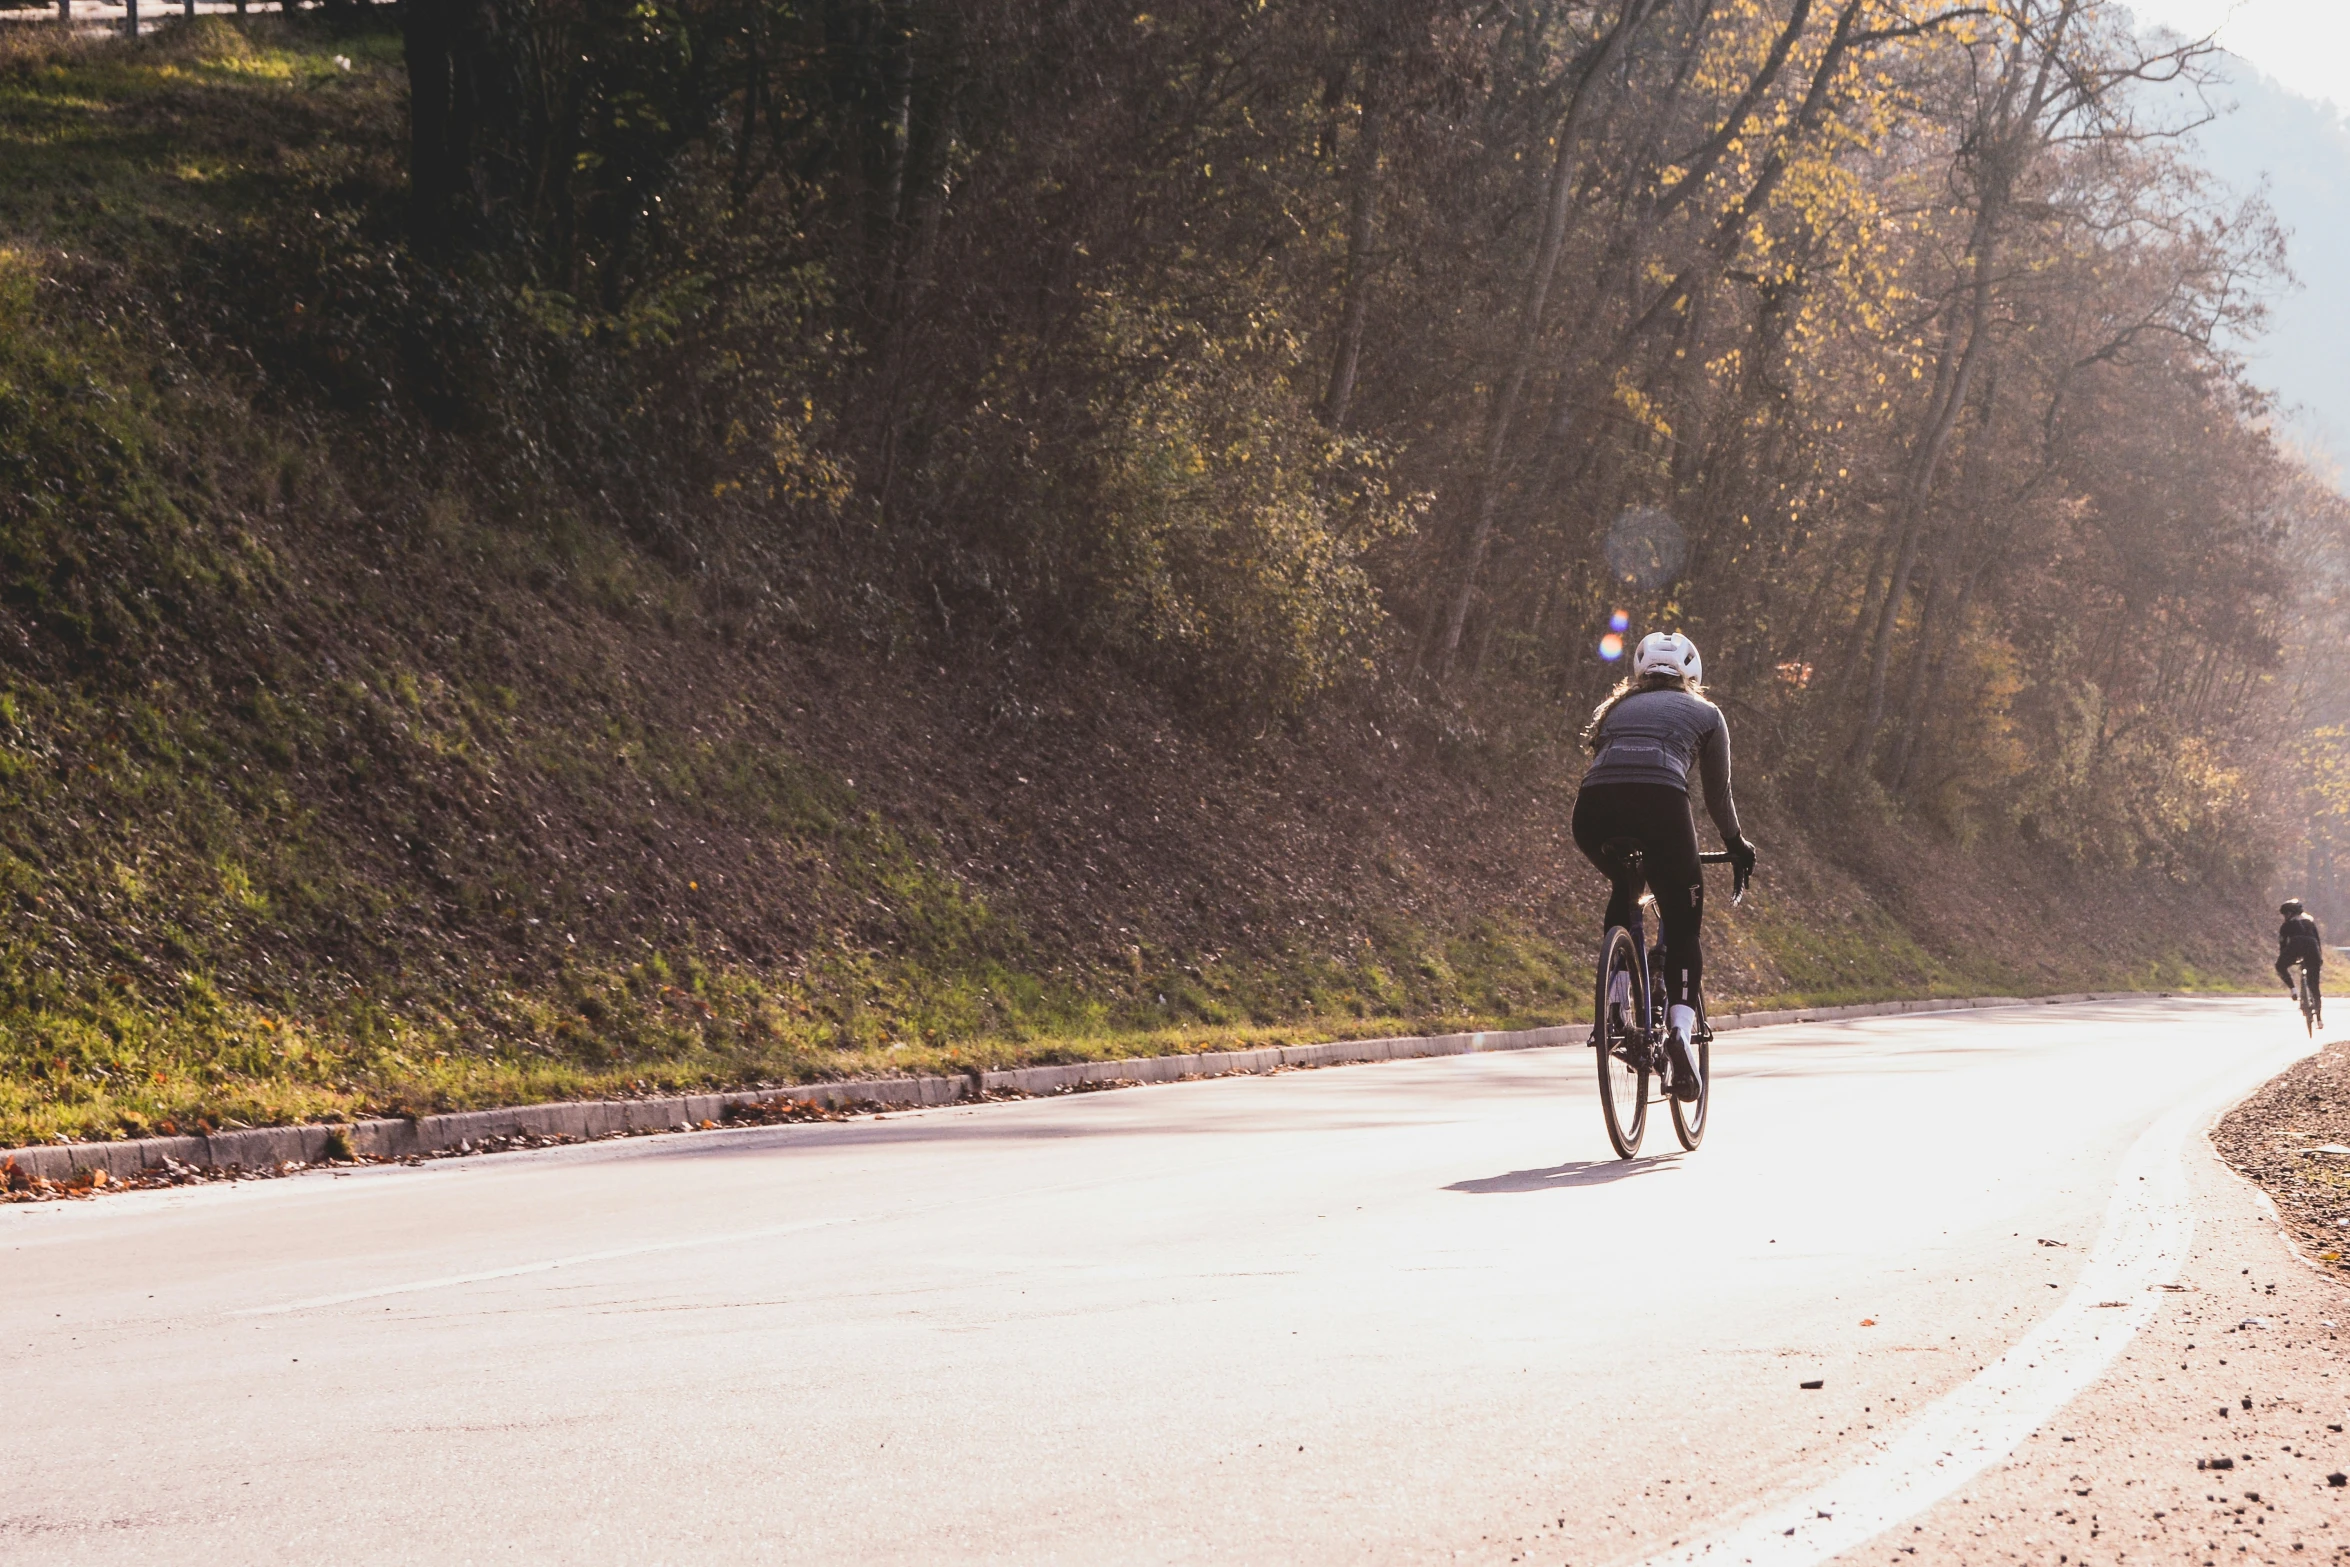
1611;845;1752;899
1698;848;1752;903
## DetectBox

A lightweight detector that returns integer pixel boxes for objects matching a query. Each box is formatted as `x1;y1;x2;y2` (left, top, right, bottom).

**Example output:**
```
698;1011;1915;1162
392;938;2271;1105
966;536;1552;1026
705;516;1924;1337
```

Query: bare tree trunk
405;0;462;248
1831;523;1894;705
1322;72;1384;430
1430;0;1659;682
1848;4;2089;771
403;0;533;255
729;9;766;217
1667;287;1710;491
1894;557;1987;796
1783;549;1843;674
1462;0;1852;671
1881;541;1950;788
883;16;914;244
1844;218;1998;768
1527;571;1557;646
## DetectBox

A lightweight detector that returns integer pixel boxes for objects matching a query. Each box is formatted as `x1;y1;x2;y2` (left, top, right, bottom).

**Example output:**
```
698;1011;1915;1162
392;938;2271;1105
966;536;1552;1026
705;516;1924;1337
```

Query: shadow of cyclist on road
1444;1158;1681;1194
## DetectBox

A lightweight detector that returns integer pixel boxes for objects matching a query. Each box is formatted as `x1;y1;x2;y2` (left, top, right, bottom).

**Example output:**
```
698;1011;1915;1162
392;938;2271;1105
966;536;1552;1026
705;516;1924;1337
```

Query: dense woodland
384;0;2346;888
0;0;2334;1143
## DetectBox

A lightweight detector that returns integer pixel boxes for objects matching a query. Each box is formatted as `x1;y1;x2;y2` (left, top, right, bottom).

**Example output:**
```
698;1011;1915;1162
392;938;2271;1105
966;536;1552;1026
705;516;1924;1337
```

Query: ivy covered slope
0;20;2265;1148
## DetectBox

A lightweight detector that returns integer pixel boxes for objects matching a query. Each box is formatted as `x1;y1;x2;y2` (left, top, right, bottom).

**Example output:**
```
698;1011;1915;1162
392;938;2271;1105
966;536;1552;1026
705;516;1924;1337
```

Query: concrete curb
0;989;2185;1183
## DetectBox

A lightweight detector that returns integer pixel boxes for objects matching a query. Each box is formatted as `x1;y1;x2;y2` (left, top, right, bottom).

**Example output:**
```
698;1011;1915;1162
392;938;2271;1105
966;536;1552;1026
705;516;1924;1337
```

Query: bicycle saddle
1596;837;1646;879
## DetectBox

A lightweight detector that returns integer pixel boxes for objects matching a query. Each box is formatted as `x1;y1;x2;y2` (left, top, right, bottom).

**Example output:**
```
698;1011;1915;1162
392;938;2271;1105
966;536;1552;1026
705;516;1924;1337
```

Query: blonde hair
1582;670;1702;753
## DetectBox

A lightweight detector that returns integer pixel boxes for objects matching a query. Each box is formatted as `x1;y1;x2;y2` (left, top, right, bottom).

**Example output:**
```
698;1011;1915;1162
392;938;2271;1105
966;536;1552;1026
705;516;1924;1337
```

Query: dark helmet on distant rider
2282;898;2305;918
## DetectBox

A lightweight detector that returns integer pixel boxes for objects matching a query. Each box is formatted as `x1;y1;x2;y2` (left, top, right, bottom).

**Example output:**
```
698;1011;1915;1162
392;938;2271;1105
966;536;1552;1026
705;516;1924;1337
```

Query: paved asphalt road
1;997;2318;1564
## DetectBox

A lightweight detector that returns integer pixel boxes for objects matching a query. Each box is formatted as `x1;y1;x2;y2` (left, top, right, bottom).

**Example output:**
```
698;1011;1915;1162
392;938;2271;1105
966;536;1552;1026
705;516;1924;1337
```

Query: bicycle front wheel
1595;925;1647;1159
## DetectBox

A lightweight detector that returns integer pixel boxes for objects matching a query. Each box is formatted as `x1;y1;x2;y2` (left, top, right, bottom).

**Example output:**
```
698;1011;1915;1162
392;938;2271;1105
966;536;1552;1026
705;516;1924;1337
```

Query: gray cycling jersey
1581;687;1744;844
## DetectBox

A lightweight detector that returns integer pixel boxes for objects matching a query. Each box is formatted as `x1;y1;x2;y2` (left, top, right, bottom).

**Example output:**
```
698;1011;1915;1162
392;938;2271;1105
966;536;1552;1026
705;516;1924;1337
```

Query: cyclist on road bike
1572;631;1755;1102
2278;898;2325;1028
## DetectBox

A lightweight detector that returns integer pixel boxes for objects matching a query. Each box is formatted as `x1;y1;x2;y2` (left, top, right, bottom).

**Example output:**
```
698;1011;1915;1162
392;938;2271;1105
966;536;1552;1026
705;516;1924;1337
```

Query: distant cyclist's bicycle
1590;843;1750;1159
2291;960;2321;1036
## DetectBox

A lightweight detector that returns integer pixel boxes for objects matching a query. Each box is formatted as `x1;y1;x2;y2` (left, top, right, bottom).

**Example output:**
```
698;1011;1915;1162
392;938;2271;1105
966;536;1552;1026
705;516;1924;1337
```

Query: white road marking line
1628;1039;2307;1567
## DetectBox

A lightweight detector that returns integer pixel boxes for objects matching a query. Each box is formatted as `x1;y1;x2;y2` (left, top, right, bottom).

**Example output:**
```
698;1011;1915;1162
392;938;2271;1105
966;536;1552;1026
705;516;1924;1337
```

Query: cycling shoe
1664;1028;1701;1102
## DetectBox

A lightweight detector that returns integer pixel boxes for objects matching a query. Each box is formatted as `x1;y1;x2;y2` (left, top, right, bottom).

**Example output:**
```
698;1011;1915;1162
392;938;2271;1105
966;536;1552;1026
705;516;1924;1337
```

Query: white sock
1669;1004;1696;1039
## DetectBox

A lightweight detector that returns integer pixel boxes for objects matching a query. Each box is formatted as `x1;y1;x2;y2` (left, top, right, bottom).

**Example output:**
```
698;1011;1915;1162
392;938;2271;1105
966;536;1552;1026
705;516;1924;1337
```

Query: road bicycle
1590;844;1750;1159
2291;959;2321;1036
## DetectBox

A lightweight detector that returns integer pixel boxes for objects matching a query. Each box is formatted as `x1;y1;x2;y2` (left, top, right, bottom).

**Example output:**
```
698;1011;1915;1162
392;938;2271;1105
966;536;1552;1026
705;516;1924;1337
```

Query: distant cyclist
2278;898;2325;1028
1572;631;1755;1101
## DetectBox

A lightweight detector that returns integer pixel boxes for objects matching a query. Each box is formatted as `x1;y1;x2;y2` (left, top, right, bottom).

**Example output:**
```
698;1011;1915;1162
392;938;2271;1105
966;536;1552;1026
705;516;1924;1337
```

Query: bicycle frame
1600;843;1741;1036
1591;842;1742;1157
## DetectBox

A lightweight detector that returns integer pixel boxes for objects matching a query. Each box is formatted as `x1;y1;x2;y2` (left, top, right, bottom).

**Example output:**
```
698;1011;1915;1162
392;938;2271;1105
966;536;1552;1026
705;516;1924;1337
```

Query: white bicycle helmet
1633;630;1702;684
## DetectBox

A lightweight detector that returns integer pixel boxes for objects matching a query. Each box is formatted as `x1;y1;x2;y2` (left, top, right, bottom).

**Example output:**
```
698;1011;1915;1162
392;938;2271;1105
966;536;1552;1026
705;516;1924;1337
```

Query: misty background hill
2179;53;2350;474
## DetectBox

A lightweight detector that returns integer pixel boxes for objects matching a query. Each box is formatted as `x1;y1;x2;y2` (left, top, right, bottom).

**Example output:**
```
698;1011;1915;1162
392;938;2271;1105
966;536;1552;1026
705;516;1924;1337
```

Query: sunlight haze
2128;2;2350;468
2129;0;2350;108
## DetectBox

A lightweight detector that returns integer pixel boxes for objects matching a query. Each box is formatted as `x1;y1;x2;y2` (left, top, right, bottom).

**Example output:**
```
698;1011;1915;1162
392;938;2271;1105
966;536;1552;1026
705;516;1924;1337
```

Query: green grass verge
5;881;2253;1149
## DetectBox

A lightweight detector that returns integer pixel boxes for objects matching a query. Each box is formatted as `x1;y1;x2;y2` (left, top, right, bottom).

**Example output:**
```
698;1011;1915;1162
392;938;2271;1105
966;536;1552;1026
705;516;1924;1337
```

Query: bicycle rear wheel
1671;1025;1710;1150
2304;970;2320;1036
1595;925;1647;1159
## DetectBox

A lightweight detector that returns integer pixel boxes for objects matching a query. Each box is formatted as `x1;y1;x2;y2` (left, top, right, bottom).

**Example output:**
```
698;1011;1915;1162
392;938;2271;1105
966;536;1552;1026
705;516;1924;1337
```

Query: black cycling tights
2280;956;2325;1014
1572;782;1705;1012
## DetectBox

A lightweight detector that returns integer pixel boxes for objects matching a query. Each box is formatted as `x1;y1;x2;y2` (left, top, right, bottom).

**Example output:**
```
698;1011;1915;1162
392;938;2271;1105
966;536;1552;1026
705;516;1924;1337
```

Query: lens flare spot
1598;633;1625;661
1609;609;1630;632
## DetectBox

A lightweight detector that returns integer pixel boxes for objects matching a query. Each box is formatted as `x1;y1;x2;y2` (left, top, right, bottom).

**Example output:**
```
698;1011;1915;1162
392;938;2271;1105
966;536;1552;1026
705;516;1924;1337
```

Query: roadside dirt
1832;1070;2350;1566
2215;1033;2350;1284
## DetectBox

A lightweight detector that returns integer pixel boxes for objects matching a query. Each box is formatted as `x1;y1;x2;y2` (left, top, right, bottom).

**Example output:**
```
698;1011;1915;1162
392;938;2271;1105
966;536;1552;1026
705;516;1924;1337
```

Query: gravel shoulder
2215;1034;2350;1280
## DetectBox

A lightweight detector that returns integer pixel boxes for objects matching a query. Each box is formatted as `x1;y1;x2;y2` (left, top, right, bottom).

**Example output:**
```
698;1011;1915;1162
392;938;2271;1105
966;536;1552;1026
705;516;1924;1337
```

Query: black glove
1726;838;1757;898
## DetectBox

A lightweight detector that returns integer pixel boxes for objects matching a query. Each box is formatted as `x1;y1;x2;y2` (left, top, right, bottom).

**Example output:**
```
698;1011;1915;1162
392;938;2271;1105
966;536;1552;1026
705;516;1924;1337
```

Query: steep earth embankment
0;18;2267;1146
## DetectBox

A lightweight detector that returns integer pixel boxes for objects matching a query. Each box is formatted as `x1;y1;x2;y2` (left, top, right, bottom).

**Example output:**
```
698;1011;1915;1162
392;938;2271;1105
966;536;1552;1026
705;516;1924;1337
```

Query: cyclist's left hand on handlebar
1726;838;1756;899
